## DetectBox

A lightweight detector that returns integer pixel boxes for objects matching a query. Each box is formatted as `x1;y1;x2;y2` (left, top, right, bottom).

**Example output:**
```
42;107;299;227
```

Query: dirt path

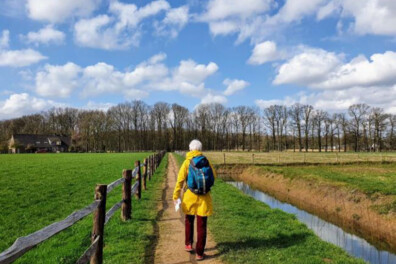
154;154;222;264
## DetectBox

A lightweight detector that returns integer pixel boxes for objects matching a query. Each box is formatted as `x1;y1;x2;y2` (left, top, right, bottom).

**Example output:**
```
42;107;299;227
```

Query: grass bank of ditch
0;153;167;264
216;163;396;252
173;153;363;264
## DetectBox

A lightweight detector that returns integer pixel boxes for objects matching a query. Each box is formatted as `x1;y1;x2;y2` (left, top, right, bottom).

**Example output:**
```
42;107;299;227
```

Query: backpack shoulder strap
189;158;196;168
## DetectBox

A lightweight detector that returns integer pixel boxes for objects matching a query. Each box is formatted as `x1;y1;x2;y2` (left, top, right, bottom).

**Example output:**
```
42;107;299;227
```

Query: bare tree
169;103;189;150
348;104;370;152
152;102;170;150
2;100;396;153
370;107;388;152
264;106;277;151
289;103;303;152
302;105;313;152
389;114;396;150
314;110;328;152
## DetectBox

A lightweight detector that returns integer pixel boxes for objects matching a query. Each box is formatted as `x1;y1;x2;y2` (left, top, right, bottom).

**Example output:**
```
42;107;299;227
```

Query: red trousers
185;214;207;256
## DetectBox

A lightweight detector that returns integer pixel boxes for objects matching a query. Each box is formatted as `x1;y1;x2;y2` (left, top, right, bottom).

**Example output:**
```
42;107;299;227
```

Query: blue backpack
187;155;214;195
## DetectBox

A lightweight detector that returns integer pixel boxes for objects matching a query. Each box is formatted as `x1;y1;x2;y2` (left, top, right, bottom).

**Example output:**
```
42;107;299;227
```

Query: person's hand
173;199;178;206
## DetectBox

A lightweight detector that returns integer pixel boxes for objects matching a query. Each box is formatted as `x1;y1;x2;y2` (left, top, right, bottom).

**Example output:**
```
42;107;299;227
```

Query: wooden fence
175;151;396;165
0;151;166;264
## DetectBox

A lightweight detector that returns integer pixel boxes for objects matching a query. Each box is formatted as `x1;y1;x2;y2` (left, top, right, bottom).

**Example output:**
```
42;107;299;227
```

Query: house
8;134;71;153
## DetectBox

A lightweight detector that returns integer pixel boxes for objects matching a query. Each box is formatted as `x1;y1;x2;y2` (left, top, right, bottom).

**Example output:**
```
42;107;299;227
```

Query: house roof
11;134;71;148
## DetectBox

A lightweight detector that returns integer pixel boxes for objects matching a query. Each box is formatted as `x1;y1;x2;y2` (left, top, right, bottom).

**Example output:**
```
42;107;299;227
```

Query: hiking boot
185;244;193;252
196;254;205;261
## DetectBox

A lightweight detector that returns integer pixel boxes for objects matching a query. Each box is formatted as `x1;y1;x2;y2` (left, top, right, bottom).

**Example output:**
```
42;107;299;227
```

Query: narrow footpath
154;154;222;264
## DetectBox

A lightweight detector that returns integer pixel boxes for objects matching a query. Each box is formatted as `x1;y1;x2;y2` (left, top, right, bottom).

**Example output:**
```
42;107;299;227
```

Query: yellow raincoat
173;150;216;216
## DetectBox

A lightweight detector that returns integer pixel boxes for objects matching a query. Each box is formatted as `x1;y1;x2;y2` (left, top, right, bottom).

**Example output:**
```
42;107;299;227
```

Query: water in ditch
229;181;396;264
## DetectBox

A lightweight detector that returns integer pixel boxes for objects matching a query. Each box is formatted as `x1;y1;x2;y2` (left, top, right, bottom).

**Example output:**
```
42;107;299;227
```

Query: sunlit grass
0;153;166;263
261;163;396;196
203;151;396;165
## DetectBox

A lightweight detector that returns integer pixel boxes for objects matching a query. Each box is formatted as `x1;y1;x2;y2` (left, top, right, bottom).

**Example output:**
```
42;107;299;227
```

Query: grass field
0;153;167;263
261;163;396;196
173;153;364;263
203;151;396;165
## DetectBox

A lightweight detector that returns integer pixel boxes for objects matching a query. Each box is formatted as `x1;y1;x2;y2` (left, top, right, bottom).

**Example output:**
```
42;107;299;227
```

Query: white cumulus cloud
35;62;82;98
274;49;396;90
203;0;272;21
26;0;100;23
29;53;239;105
273;47;343;87
255;85;396;114
317;0;396;37
74;0;172;50
22;25;65;45
200;0;273;41
261;48;396;114
223;79;249;96
155;6;189;38
0;30;9;49
247;41;284;65
154;59;219;98
74;15;128;50
0;49;46;67
201;92;227;105
0;30;46;67
0;93;63;120
199;0;396;45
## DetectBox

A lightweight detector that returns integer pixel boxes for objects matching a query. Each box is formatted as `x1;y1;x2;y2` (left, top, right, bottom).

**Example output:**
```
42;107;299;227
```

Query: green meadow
261;163;396;196
0;153;167;264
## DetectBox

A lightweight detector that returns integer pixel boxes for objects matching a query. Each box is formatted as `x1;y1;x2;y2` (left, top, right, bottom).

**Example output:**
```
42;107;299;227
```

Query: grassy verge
0;153;167;263
260;163;396;196
104;153;168;264
173;153;363;263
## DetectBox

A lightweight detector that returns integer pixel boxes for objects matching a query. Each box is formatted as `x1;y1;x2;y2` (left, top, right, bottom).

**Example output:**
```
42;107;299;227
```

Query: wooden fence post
143;158;147;190
149;155;153;180
252;153;254;164
223;153;226;165
135;161;142;199
91;184;107;264
121;170;132;221
151;155;154;175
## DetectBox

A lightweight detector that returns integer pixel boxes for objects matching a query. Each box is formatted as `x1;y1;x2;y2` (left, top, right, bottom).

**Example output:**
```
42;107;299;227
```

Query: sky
0;0;396;120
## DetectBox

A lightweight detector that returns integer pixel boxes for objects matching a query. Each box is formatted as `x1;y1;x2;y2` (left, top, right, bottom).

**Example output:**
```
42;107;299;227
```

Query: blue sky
0;0;396;119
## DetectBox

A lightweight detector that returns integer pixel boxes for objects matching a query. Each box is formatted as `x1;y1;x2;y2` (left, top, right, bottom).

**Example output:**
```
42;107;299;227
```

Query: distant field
0;152;166;263
262;163;396;196
203;151;396;165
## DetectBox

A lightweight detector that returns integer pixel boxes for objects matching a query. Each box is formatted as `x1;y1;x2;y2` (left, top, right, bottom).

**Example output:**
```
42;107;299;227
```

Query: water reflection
229;181;396;264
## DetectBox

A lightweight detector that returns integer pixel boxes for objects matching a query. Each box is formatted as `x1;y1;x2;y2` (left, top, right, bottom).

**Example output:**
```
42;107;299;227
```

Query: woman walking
173;139;216;261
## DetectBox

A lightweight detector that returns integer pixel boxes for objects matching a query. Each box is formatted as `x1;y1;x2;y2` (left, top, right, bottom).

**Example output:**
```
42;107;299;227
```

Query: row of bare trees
0;101;395;152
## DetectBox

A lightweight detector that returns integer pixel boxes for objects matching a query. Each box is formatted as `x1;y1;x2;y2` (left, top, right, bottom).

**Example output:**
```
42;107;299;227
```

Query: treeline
0;101;395;152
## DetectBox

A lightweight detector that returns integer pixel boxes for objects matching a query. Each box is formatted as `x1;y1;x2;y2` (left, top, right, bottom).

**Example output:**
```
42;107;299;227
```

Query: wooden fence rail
175;151;396;165
0;151;166;264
